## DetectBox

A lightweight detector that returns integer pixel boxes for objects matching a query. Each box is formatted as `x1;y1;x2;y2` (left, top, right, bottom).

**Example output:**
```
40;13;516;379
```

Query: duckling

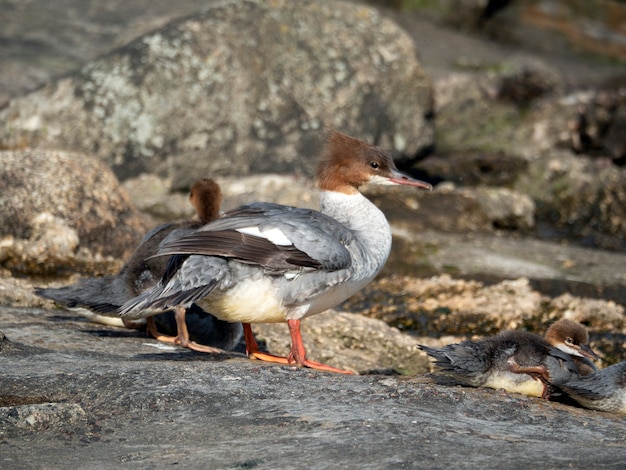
561;362;626;414
419;319;598;398
35;178;243;353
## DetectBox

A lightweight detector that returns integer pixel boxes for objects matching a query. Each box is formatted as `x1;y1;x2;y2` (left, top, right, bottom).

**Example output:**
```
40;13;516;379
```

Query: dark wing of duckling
542;346;582;386
34;276;127;314
562;362;626;400
34;222;201;315
418;341;495;386
560;362;626;413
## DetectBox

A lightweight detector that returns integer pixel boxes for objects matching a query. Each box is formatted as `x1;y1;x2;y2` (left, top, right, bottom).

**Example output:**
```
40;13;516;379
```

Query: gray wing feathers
562;363;626;399
159;202;353;272
419;343;492;376
119;256;226;316
35;276;131;315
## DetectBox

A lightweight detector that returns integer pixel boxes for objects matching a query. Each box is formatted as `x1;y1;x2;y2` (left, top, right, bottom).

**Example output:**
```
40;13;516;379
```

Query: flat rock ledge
1;304;625;468
1;335;625;469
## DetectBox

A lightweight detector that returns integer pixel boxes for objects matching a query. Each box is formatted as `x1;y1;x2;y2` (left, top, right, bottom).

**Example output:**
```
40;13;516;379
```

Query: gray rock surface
1;318;625;469
0;0;434;187
0;0;222;105
516;150;626;248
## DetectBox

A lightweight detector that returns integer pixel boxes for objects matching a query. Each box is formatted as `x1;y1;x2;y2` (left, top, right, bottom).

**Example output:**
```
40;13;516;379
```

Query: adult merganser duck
418;319;599;398
120;129;433;374
35;179;243;353
561;362;626;415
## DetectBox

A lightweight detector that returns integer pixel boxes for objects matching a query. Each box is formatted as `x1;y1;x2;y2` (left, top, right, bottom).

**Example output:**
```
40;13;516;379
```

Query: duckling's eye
370;162;379;169
565;337;574;345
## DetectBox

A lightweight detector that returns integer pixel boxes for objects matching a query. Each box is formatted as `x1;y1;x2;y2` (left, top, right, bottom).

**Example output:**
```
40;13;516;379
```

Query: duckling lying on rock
418;319;599;399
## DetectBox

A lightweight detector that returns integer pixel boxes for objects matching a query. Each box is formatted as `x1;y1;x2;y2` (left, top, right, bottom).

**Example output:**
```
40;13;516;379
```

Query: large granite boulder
516;149;626;249
0;0;434;188
0;149;148;275
424;68;626;248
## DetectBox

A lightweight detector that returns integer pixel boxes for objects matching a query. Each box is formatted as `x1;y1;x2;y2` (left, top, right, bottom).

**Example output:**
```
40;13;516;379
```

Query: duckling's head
545;319;599;361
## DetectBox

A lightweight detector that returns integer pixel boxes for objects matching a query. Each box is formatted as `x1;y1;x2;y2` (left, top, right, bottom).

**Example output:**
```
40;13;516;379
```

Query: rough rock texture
516;150;626;249
551;293;626;329
0;149;147;274
343;274;625;339
387;228;626;296
0;0;224;106
0;0;434;187
121;173;195;226
1;301;424;376
432;71;535;158
429;70;626;248
0;402;87;434
437;0;626;63
458;186;536;231
364;184;493;233
1;320;625;469
415;150;529;187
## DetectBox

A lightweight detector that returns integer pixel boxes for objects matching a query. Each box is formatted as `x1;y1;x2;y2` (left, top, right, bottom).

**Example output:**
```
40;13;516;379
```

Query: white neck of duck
319;190;392;277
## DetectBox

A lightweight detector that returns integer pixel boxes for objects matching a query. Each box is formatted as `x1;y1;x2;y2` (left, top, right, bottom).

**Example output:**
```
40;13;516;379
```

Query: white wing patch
236;226;293;246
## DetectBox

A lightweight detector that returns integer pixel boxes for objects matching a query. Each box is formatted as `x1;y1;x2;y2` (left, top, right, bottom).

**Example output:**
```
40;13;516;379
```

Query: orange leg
243;323;290;364
146;317;174;342
507;362;550;382
286;319;354;375
507;360;551;399
244;321;353;374
173;306;225;354
146;307;224;354
243;320;354;374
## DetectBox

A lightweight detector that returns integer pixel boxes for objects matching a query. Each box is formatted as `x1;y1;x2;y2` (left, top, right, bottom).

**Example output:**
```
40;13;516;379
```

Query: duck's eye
565;337;574;345
370;162;379;169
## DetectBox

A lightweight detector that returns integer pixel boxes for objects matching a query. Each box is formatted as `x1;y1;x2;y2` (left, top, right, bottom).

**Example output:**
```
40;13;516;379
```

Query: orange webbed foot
145;308;225;354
